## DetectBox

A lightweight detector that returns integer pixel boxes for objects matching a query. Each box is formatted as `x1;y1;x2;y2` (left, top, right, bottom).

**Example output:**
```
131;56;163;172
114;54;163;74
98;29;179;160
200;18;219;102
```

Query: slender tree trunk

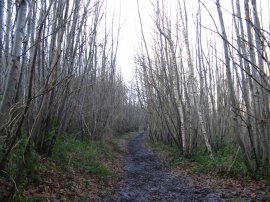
0;0;27;128
216;0;254;172
4;0;12;67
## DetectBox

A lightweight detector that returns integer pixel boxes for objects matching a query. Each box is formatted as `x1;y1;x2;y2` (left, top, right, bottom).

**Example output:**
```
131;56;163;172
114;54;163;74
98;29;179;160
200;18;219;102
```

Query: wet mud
112;133;226;202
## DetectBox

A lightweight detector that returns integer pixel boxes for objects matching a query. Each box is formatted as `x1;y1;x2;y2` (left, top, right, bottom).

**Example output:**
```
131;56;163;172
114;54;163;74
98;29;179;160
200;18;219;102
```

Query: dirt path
111;133;226;202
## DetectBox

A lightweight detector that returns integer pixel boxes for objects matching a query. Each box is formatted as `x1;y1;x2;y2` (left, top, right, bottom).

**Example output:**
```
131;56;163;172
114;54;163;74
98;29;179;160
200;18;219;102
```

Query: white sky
106;0;154;84
106;0;270;84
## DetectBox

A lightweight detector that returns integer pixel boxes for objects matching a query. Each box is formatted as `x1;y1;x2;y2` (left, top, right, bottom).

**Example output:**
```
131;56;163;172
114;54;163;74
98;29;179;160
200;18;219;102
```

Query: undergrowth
148;139;266;180
0;135;45;201
51;134;113;177
108;132;134;153
0;131;135;201
10;133;123;201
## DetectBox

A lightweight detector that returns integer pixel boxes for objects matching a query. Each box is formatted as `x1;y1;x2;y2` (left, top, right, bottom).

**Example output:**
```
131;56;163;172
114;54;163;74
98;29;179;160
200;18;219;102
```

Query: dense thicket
135;0;270;173
0;0;142;188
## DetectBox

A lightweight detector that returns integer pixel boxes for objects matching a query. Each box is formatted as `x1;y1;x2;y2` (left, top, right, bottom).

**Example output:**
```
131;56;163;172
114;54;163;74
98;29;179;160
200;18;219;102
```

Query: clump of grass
148;140;185;167
7;135;44;201
5;132;131;201
51;134;113;177
190;144;249;178
148;140;251;178
109;132;135;153
108;139;123;153
17;194;46;202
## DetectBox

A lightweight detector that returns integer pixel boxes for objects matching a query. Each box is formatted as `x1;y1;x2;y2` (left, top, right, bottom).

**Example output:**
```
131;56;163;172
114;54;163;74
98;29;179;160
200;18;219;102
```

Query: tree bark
0;0;27;128
216;0;254;172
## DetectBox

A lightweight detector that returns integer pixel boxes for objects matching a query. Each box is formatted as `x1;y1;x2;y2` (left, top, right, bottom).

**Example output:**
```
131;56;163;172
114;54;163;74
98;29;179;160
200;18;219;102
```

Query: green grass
148;139;250;178
7;135;45;201
148;141;186;167
11;133;114;201
51;134;113;177
3;131;136;201
108;132;135;153
189;145;248;177
17;194;46;202
8;135;43;179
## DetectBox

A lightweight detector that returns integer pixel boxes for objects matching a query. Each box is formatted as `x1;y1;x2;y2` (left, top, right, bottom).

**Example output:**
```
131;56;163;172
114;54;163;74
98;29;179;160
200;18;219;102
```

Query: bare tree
0;0;27;129
135;0;270;173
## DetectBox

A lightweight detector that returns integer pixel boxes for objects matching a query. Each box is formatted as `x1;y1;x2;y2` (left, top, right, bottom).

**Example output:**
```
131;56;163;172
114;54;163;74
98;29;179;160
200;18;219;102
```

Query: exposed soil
111;133;226;202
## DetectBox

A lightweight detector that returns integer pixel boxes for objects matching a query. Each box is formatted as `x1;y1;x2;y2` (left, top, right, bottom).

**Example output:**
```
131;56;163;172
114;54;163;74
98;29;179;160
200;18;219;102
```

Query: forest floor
13;132;270;201
12;132;134;201
111;133;224;201
111;132;270;202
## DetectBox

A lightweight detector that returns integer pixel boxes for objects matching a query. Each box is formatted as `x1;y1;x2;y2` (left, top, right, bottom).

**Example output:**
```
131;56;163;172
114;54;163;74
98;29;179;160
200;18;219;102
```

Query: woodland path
111;133;226;202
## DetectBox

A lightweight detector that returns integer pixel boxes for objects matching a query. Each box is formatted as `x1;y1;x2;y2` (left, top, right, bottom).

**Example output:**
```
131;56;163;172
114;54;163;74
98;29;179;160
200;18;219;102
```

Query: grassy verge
107;132;136;153
13;132;135;201
148;140;251;178
147;139;270;201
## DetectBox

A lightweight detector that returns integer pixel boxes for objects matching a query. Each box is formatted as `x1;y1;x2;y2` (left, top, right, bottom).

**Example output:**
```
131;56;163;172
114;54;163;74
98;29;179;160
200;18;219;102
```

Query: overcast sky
106;0;269;83
106;0;155;83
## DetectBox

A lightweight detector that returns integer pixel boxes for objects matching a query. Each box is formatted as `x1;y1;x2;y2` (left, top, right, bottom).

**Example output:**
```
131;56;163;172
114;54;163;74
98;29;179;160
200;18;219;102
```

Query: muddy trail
111;133;226;202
